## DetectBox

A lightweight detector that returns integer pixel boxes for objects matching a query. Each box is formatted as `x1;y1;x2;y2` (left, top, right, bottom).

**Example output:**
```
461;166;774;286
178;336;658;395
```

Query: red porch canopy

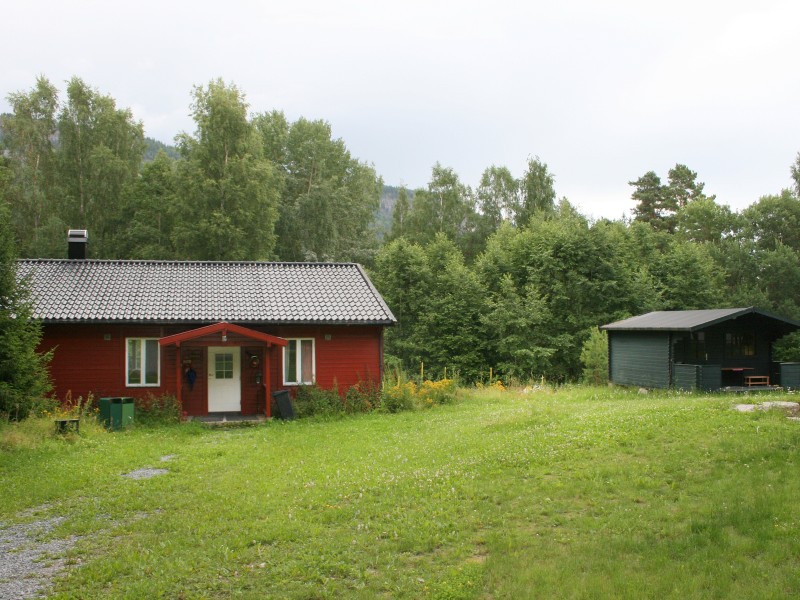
159;321;287;348
160;322;287;418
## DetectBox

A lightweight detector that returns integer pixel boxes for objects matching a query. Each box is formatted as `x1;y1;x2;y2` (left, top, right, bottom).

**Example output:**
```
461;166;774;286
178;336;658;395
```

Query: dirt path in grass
0;513;78;600
0;459;172;599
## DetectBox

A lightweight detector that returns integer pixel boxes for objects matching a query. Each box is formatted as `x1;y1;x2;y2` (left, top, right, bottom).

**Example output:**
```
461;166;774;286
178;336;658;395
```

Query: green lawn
2;387;799;599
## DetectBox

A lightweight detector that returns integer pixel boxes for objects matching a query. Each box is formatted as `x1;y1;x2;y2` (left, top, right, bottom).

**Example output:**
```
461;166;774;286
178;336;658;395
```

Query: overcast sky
3;0;799;219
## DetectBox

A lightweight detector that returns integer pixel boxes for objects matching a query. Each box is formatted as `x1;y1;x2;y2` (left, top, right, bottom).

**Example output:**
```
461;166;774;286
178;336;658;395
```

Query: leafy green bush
343;380;379;413
293;385;342;418
774;331;800;362
289;377;460;418
580;327;608;386
133;394;182;425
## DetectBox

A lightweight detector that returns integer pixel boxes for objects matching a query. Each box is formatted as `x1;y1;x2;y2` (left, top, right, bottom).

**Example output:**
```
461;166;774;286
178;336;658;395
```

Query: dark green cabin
601;308;800;391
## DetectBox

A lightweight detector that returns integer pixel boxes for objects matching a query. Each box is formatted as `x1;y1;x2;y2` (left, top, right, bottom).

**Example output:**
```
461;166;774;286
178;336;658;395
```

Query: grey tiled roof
601;307;800;332
17;260;396;325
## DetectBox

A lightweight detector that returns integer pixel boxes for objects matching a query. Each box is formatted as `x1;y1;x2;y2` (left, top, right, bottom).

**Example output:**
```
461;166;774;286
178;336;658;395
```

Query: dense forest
2;75;800;383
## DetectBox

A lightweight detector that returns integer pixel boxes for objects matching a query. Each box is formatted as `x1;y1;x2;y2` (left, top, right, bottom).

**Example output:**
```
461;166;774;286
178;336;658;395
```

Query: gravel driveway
0;460;171;598
0;515;77;600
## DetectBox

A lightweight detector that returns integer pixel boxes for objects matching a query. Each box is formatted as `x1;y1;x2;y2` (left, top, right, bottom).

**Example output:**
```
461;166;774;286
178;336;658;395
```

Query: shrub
774;331;800;362
343;380;379;413
134;394;182;425
418;379;457;405
286;377;461;418
580;327;608;386
293;385;342;418
381;381;417;413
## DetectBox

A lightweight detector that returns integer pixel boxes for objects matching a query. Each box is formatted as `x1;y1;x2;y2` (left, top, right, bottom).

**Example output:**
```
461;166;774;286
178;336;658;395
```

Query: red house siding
272;325;382;391
40;323;384;416
40;324;174;402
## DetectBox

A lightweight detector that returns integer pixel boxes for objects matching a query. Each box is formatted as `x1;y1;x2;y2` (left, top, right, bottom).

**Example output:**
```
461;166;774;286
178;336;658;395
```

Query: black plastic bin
272;390;295;420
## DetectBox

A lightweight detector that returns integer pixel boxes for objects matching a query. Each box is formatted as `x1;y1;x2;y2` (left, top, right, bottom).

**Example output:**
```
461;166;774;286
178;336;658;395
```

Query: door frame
207;346;242;412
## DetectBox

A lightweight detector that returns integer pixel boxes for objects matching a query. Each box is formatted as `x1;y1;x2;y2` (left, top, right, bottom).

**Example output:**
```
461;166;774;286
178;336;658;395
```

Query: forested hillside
143;137;180;162
3;75;800;382
374;185;414;239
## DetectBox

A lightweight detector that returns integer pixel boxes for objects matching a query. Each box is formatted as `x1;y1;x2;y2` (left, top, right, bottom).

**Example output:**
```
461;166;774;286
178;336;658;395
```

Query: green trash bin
98;397;114;428
109;397;135;430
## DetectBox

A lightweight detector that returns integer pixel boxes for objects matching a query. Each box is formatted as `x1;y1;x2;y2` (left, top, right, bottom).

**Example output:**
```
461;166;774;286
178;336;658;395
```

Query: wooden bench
744;375;770;387
54;418;80;434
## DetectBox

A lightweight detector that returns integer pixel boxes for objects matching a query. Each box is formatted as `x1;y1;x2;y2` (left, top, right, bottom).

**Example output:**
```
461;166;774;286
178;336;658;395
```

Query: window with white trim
283;338;315;385
126;338;160;386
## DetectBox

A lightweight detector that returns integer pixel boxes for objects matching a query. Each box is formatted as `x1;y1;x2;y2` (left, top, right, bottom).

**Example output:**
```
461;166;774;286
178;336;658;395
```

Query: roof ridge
16;258;360;266
602;306;799;331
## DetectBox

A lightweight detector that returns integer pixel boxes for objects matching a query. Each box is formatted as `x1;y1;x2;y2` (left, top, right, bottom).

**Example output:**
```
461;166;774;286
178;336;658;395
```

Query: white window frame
126;338;161;387
283;338;316;385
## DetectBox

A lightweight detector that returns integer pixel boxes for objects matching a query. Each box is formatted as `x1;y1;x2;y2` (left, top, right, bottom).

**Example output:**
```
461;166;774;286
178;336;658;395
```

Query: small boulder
759;401;800;415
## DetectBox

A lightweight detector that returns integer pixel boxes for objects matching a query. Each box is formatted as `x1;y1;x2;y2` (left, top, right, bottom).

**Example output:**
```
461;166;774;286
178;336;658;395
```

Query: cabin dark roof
16;259;397;325
601;307;800;332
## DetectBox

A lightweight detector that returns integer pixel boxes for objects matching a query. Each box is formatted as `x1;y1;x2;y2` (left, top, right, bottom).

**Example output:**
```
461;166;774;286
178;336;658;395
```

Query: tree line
2;75;800;388
375;158;800;382
0;76;381;262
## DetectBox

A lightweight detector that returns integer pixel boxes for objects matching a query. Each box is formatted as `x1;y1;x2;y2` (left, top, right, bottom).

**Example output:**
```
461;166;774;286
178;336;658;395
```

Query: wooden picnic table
744;375;770;387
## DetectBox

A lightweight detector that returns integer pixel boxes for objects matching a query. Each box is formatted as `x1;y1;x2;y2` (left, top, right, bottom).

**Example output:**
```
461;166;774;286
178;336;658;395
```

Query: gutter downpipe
379;328;385;385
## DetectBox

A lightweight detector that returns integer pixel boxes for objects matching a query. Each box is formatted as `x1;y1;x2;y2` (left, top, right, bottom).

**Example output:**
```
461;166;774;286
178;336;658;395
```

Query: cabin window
126;338;160;386
283;338;315;385
687;332;706;362
673;332;706;363
725;332;755;358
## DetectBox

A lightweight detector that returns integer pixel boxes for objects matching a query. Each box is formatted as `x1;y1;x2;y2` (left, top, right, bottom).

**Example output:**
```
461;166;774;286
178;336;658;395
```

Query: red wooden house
18;233;396;417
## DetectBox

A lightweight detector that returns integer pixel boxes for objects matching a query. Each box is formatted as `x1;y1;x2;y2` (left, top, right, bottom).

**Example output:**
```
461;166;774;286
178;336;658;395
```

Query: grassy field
1;386;799;599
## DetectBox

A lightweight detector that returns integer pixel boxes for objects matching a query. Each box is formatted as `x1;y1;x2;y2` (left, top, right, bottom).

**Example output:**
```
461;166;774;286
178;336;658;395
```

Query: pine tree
0;201;52;419
630;171;668;229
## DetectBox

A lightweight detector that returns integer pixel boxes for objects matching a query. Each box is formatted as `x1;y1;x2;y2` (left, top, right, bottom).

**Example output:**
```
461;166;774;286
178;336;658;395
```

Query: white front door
208;347;241;412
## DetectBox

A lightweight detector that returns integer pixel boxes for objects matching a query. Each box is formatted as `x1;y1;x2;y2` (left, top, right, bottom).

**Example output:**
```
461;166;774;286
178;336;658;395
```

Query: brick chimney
67;229;88;259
